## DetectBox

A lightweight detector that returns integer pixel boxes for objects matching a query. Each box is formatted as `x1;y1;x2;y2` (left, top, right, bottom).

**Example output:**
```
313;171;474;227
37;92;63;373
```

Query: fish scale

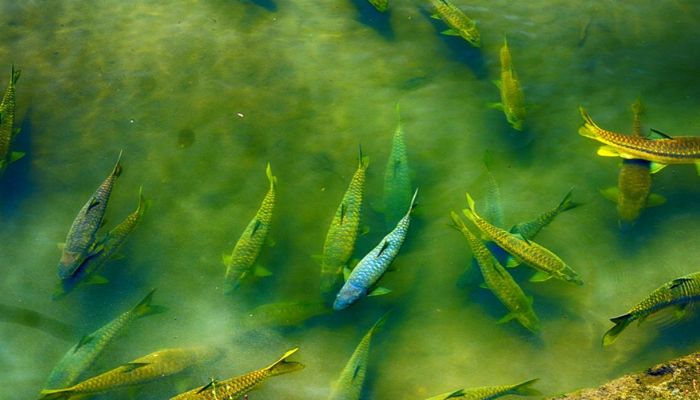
428;0;481;47
0;65;21;174
383;105;412;228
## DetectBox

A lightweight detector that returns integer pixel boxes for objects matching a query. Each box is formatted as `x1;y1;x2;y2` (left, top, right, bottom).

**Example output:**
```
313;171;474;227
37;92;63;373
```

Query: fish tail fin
10;64;20;85
133;289;167;318
558;187;581;212
369;311;391;337
267;347;305;376
449;211;466;231
112;150;124;177
603;313;634;346
462;193;478;221
405;188;419;216
265;162;277;190
510;378;541;396
38;388;73;400
135;186;149;216
578;107;599;139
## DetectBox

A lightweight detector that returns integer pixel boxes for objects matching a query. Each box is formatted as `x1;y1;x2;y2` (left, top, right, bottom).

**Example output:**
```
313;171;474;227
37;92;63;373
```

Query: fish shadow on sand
0;109;34;217
349;0;395;40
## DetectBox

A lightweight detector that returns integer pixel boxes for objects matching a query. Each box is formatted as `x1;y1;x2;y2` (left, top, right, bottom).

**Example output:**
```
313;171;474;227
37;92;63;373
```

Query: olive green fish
328;314;387;400
451;212;540;333
491;37;526;131
578;106;700;174
383;104;412;228
0;303;74;341
54;187;148;299
603;271;700;346
223;163;277;294
429;0;481;48
57;151;123;279
510;188;579;241
0;65;23;175
599;100;665;227
170;347;304;400
463;193;582;286
367;0;388;12
242;300;330;329
39;346;219;400
424;378;540;400
43;290;165;389
320;149;368;302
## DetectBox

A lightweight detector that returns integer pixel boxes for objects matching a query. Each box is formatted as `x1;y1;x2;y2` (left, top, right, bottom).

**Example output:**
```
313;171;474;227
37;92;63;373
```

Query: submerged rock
550;352;700;399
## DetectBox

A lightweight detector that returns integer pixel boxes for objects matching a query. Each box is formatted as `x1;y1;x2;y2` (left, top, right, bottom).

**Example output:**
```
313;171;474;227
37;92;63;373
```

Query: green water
1;1;700;399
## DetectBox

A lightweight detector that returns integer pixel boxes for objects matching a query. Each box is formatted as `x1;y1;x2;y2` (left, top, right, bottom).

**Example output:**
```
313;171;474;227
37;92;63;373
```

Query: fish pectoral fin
121;362;151;372
109;253;126;261
221;253;233;266
674;303;691;320
505;256;520;269
342;266;352;281
368;286;391;297
478;282;489;289
360;225;371;236
596;146;621;157
12;127;20;137
646;193;666;207
487;101;504;110
430;13;441;19
254;265;273;277
529;270;553;282
9;151;24;163
600;187;620;203
57;242;65;251
648;128;673;139
441;28;461;36
85;275;109;285
266;235;277;247
497;313;516;324
649;162;668;174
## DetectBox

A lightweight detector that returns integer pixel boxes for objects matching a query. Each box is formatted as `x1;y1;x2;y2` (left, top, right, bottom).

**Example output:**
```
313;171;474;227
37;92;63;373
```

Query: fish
367;0;388;12
491;37;526;131
510;188;579;241
39;346;219;400
424;378;540;400
242;300;331;329
170;347;304;400
0;303;75;341
462;193;582;286
333;189;418;311
320;148;369;302
0;65;23;175
428;0;481;48
43;290;165;389
383;104;412;228
578;106;700;174
603;271;700;346
54;187;148;299
57;151;123;279
599;100;665;227
451;212;540;333
328;314;387;400
223;163;277;294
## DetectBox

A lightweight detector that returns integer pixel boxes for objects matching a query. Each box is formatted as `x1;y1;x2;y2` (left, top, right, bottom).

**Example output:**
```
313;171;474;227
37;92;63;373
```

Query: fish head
57;251;82;279
332;282;364;311
517;312;541;333
563;270;584;286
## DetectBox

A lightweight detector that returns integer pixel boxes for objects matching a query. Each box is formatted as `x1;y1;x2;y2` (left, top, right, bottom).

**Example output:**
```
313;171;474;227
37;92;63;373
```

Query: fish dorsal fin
197;379;217;394
121;362;150;372
377;240;391;257
87;198;101;211
74;334;94;351
339;203;346;224
251;219;262;237
646;193;666;207
600;187;620;203
670;277;693;289
649;128;673;139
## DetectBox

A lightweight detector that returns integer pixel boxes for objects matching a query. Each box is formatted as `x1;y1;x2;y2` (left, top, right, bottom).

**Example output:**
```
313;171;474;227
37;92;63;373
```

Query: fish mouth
57;252;81;278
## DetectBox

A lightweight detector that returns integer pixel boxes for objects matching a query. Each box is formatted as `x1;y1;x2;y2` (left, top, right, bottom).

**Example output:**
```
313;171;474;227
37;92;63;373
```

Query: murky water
1;1;700;399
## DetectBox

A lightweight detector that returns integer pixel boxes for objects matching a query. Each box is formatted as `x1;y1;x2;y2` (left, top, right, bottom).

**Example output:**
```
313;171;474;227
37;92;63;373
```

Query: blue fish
333;189;418;310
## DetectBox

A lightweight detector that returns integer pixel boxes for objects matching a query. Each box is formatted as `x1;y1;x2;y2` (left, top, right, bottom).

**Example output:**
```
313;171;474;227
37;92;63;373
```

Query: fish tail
462;192;478;221
509;378;541;396
405;188;419;216
369;311;391;336
267;347;305;376
557;187;581;212
10;64;20;85
133;289;167;319
603;313;634;346
578;107;599;139
112;150;124;178
449;211;466;231
135;186;149;216
265;162;277;190
38;388;73;400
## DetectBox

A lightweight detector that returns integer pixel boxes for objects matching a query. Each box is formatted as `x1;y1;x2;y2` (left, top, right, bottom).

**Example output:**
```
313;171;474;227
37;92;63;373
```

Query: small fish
599;100;665;227
424;378;540;400
0;65;23;175
54;187;148;299
170;348;304;400
451;212;540;333
320;148;369;302
367;0;388;12
39;347;219;400
328;314;387;400
462;193;582;286
429;0;481;48
578;106;700;174
481;152;504;229
491;37;526;131
603;272;700;346
383;104;412;228
242;301;330;329
334;189;418;310
57;151;123;279
223;163;277;294
510;188;579;241
44;290;165;389
0;303;75;341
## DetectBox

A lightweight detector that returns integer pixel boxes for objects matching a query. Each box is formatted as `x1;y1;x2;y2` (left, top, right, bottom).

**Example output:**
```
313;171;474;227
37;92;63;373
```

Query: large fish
491;37;526;131
39;346;219;400
428;0;481;48
451;212;540;333
599;100;665;227
57;151;123;279
170;348;303;400
424;378;540;400
54;187;148;299
333;189;418;311
320;149;368;302
578;106;700;174
603;271;700;346
43;290;165;389
328;314;386;400
0;65;23;175
383;105;412;228
223;163;277;293
463;193;582;286
510;188;579;241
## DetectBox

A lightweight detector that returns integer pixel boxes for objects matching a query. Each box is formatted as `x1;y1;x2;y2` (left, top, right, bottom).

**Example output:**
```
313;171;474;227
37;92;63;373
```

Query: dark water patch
348;0;394;40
